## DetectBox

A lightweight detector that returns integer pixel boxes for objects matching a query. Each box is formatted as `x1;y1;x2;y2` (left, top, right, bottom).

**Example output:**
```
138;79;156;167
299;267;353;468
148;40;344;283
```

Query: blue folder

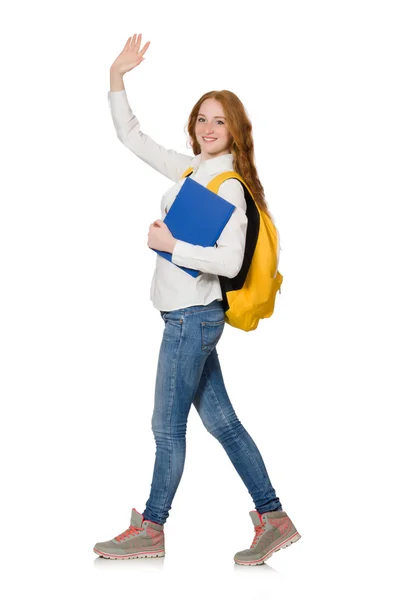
152;176;236;277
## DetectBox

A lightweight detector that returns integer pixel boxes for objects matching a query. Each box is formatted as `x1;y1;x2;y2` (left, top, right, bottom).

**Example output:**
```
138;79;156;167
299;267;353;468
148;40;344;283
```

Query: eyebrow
198;113;226;120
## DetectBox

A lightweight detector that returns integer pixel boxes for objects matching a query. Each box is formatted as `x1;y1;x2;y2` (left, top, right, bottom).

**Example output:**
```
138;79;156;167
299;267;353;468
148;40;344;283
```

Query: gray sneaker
234;510;301;566
93;508;165;560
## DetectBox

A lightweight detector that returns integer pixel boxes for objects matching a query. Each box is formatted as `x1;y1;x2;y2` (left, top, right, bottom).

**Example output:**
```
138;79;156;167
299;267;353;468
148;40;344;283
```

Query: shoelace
115;525;143;542
250;524;265;548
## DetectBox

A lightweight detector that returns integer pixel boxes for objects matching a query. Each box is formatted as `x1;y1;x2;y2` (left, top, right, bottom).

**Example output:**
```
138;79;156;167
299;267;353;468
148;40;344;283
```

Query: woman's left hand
147;220;177;253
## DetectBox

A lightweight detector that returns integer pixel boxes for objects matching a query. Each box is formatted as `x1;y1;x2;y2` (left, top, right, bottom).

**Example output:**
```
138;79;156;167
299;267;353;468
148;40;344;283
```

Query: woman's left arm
170;179;248;278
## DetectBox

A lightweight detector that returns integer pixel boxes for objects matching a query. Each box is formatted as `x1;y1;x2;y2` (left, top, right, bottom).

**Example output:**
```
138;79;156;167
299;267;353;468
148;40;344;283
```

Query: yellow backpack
180;167;283;332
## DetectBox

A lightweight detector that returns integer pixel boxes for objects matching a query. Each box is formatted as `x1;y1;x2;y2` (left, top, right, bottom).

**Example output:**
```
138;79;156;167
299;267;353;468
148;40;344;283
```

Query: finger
138;41;150;57
128;33;137;51
124;37;132;50
136;32;142;51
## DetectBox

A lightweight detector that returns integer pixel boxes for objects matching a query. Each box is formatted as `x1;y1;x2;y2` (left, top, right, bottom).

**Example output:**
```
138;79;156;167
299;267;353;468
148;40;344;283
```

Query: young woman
94;33;301;566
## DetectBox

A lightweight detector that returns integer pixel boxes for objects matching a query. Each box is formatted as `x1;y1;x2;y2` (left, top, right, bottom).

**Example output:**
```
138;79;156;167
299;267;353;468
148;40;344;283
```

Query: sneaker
234;509;301;566
93;508;165;560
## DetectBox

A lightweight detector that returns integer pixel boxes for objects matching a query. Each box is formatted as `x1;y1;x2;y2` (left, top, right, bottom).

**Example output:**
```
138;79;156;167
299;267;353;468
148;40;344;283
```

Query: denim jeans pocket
201;319;225;354
162;313;183;328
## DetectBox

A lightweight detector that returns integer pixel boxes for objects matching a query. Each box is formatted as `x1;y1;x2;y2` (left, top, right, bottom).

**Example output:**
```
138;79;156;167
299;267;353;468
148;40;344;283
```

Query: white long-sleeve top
107;89;248;311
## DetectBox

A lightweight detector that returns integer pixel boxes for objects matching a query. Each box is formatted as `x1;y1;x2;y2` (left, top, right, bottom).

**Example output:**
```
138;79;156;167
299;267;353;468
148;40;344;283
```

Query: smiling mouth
203;137;217;142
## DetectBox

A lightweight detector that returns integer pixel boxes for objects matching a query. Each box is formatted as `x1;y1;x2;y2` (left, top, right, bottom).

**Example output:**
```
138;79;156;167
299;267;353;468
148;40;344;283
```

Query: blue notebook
153;177;236;277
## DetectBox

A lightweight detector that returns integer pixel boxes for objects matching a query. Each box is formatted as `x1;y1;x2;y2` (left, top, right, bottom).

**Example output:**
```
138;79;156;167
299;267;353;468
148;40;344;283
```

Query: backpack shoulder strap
180;166;194;179
206;171;255;201
179;168;255;206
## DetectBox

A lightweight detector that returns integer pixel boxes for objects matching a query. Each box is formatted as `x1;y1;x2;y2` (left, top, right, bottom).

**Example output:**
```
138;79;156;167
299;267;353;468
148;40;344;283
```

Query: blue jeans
142;299;282;525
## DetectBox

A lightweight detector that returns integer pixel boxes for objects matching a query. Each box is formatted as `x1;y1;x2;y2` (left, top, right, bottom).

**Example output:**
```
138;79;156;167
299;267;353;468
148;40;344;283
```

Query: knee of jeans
151;414;162;434
204;413;242;440
151;413;174;439
151;413;160;434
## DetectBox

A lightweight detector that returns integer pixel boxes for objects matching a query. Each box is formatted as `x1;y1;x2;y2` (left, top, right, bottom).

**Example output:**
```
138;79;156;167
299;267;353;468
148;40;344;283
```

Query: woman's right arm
108;73;193;182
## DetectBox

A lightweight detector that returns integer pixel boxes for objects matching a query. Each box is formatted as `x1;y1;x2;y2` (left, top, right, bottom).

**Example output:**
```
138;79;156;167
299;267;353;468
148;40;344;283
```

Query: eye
197;117;225;125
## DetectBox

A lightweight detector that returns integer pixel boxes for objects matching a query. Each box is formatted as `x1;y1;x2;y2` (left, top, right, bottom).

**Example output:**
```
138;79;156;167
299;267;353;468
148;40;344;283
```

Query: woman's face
194;98;232;160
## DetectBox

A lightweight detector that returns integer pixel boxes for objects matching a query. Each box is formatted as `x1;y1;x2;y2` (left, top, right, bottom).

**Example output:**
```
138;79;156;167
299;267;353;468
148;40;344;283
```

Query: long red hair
185;90;273;221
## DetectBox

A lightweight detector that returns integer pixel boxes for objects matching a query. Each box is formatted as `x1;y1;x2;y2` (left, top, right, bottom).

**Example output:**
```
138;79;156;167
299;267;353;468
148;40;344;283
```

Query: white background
1;1;396;599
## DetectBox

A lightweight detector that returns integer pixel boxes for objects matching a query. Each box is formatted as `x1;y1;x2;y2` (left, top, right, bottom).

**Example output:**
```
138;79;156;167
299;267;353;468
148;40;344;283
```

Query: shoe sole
234;531;301;566
93;547;165;560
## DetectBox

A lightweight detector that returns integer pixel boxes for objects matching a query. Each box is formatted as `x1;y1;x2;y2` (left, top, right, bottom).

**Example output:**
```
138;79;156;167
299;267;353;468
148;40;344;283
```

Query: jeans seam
183;307;224;317
202;363;270;499
201;322;224;353
159;318;183;519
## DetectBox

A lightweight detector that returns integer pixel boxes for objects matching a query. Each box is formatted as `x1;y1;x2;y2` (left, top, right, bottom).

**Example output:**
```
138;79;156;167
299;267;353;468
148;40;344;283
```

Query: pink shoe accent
250;513;292;548
250;524;265;548
146;525;163;544
115;525;143;542
268;515;292;536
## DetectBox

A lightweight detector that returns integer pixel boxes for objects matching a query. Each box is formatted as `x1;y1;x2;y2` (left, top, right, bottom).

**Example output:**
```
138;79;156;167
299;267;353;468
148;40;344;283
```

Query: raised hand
111;33;150;75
